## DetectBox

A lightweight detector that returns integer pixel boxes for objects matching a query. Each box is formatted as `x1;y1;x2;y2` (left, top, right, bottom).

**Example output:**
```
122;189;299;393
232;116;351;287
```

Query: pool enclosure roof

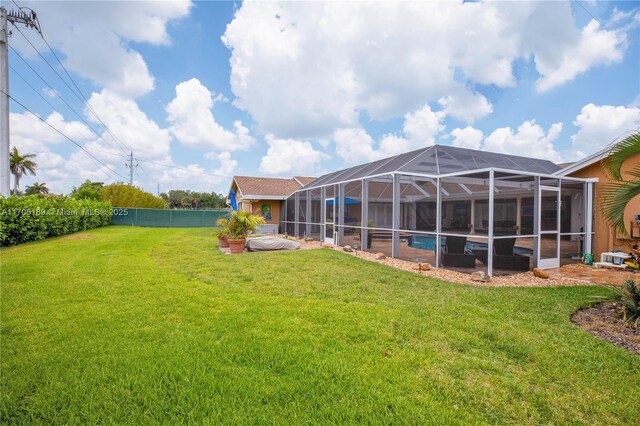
303;145;562;189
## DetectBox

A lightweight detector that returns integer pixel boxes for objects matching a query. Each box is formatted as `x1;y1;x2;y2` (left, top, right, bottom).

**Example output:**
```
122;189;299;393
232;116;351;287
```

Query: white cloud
333;127;381;163
569;103;640;159
10;89;238;194
379;105;445;156
451;126;484;150
157;152;237;193
222;1;635;138
334;104;446;163
259;135;329;175
42;87;58;99
166;78;255;152
9;111;93;152
14;1;192;98
483;120;563;162
438;89;493;124
87;90;171;161
535;20;626;92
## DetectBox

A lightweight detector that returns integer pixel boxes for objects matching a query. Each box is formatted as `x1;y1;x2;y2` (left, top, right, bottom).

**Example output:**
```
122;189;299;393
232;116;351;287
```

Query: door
538;186;560;269
324;199;335;245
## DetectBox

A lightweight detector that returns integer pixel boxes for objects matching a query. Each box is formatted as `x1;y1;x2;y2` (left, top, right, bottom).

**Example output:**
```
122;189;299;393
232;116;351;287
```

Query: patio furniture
493;238;530;271
442;236;476;268
474;238;530;271
594;251;631;269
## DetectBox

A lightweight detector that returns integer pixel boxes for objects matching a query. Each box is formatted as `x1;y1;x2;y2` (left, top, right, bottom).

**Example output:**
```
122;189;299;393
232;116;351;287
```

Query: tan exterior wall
239;198;281;225
569;152;640;256
230;181;283;225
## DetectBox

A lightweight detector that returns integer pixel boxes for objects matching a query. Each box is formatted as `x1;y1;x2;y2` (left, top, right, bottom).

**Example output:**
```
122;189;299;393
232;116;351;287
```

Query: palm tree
9;147;37;195
600;132;640;237
25;182;50;195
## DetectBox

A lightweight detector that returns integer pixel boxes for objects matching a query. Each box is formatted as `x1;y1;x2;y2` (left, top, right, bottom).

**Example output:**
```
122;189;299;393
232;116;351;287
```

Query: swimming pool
408;235;533;255
408;235;445;251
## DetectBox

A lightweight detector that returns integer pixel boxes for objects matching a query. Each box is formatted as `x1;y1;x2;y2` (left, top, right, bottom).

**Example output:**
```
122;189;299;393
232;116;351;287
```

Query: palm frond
600;178;640;237
600;132;640;181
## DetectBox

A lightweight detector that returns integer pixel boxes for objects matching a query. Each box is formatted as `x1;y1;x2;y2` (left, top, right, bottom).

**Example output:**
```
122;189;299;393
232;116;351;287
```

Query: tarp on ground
245;236;301;252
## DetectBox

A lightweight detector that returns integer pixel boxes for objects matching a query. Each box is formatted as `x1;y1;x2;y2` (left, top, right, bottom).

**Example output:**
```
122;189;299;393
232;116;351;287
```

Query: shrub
101;184;167;209
617;280;640;328
212;218;230;239
602;279;640;328
71;180;104;200
226;210;265;239
0;195;112;247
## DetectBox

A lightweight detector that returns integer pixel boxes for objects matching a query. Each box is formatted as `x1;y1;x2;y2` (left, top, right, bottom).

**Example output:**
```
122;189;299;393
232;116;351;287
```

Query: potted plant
366;220;375;248
227;210;266;254
214;217;230;248
356;220;376;248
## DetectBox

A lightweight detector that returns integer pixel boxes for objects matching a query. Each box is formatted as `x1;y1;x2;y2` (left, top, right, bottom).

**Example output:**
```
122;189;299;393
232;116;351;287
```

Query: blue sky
6;0;640;194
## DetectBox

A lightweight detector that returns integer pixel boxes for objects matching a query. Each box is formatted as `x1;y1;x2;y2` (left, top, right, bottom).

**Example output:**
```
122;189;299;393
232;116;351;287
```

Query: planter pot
228;238;246;254
218;236;229;248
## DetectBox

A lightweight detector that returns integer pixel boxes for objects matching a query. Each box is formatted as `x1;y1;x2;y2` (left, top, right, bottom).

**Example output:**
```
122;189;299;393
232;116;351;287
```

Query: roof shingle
234;176;316;198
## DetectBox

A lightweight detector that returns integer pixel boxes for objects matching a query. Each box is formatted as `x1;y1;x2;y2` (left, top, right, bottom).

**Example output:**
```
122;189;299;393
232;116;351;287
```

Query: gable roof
553;145;611;176
304;144;560;189
232;176;316;199
293;176;316;186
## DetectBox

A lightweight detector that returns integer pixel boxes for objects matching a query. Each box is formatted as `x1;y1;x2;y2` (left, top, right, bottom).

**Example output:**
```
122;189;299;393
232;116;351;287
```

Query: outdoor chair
492;238;530;271
442;236;476;268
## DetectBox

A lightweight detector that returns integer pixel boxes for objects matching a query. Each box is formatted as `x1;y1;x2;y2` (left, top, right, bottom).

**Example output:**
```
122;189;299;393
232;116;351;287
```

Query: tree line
8;147;229;210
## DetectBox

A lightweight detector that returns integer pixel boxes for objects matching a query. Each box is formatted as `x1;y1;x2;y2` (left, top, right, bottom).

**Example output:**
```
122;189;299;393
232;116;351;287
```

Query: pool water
408;235;533;255
408;235;444;251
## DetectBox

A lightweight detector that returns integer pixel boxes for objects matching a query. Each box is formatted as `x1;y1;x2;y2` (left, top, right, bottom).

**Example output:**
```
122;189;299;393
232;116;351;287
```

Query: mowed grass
1;227;639;424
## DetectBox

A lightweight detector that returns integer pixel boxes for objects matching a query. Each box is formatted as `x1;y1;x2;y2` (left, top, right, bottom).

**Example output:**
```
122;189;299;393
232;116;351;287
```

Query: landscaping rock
414;262;431;271
328;243;595;287
533;268;550;279
304;237;314;242
343;245;354;253
375;252;386;260
470;271;486;282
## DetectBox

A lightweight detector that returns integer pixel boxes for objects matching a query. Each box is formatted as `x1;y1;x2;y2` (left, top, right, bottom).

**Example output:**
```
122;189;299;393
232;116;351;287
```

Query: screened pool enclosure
281;145;595;276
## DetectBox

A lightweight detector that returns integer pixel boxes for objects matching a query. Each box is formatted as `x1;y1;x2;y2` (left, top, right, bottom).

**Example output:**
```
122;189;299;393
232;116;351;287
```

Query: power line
5;31;231;183
41;38;134;155
79;146;231;180
136;158;233;179
133;167;151;185
11;24;81;104
572;0;599;24
136;162;154;183
6;7;226;188
11;21;133;155
9;63;57;111
125;151;138;185
1;89;128;181
8;45;123;153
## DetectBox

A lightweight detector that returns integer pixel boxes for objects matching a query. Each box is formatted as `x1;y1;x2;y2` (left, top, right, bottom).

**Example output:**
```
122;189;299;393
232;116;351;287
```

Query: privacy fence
111;208;230;228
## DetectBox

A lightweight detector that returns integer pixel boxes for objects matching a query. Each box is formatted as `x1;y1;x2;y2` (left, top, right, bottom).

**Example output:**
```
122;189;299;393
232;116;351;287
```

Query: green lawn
1;226;639;424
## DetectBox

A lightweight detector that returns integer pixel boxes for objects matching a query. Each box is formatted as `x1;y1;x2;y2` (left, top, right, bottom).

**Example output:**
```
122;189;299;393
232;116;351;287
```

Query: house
555;145;640;258
228;176;316;233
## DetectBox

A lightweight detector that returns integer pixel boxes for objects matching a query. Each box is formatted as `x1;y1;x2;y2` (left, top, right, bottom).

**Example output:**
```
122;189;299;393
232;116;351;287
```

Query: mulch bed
571;302;640;355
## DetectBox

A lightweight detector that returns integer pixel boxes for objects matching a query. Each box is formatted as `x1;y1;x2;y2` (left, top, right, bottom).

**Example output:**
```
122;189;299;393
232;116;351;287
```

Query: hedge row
0;195;112;247
102;184;167;209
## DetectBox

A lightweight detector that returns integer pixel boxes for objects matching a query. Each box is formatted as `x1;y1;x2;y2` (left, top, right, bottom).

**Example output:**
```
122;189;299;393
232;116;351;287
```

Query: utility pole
125;151;138;186
0;6;41;197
